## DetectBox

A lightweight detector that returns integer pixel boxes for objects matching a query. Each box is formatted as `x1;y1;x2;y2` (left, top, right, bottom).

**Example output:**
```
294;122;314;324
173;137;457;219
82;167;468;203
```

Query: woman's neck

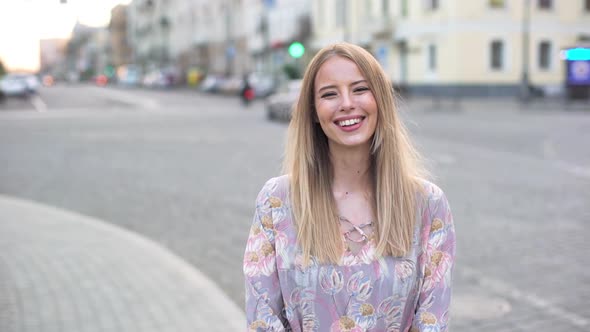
330;144;372;197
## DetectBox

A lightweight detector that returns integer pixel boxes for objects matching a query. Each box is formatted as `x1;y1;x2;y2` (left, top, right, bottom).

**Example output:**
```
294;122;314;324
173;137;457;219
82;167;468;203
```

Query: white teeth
338;118;361;127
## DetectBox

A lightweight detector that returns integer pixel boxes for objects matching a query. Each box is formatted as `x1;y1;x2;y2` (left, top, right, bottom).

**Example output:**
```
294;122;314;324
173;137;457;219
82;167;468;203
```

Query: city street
1;85;589;331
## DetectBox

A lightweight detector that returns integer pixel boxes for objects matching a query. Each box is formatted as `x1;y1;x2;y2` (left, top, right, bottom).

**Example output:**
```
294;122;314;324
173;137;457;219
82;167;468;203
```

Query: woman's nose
340;92;355;111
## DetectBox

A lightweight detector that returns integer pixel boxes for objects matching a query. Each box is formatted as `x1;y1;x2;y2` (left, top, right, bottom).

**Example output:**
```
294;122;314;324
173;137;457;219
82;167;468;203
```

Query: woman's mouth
335;116;364;131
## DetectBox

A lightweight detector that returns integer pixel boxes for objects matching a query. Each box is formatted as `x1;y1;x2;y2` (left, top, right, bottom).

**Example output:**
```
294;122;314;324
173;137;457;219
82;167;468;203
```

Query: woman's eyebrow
317;80;368;93
317;84;337;93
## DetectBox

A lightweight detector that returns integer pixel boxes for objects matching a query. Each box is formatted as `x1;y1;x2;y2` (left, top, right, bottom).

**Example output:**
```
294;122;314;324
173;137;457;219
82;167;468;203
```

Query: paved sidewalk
0;195;245;332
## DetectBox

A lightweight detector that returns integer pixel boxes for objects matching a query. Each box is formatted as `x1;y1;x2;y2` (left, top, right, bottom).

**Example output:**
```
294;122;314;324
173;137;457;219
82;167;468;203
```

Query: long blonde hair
283;42;428;265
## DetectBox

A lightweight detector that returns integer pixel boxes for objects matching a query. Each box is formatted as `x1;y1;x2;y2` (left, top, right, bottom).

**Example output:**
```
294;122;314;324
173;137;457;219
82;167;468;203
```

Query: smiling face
314;56;378;153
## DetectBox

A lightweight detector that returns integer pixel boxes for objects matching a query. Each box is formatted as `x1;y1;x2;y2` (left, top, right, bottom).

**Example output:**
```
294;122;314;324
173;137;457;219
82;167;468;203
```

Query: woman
244;43;455;332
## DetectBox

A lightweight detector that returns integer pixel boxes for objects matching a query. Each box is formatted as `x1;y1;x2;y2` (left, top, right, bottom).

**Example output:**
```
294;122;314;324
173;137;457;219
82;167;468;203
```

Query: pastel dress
243;175;456;332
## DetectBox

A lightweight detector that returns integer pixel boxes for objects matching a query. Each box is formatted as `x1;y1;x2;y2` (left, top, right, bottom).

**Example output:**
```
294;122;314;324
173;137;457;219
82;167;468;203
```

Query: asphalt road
1;84;588;331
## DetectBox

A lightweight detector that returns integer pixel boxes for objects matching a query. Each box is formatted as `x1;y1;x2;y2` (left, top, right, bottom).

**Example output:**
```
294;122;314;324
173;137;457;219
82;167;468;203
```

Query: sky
0;0;131;72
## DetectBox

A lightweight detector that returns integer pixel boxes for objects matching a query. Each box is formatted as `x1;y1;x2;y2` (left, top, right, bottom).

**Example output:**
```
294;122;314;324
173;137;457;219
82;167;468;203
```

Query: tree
0;58;6;77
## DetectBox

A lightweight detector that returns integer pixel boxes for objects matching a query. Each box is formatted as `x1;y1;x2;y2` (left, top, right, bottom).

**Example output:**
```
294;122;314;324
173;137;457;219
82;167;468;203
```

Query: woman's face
314;56;378;152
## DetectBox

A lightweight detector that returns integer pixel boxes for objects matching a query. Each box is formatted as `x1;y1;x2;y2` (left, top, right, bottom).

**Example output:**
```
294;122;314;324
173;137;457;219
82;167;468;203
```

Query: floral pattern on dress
244;176;456;331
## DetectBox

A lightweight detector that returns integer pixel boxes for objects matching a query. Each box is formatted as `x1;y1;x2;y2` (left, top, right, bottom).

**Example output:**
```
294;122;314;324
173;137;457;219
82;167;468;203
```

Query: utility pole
262;0;274;80
520;0;531;103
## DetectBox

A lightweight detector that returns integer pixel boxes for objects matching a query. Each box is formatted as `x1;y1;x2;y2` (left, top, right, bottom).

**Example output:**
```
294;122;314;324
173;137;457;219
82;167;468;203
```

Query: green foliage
282;64;301;80
80;68;96;81
0;58;6;77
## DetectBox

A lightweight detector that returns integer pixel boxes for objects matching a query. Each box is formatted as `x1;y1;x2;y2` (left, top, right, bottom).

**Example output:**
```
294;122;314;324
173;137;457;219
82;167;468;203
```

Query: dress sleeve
243;179;288;331
412;188;456;332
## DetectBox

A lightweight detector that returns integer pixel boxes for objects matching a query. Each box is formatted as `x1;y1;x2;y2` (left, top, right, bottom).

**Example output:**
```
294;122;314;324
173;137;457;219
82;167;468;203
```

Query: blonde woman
244;43;455;331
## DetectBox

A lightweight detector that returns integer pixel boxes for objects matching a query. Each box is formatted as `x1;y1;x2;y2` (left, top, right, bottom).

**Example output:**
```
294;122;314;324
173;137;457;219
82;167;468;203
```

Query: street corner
0;195;246;332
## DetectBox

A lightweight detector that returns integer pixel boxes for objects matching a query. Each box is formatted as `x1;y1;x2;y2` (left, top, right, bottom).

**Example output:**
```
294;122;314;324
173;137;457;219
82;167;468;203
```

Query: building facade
126;0;311;78
109;4;132;68
64;23;109;80
127;0;171;70
39;39;68;76
311;0;590;97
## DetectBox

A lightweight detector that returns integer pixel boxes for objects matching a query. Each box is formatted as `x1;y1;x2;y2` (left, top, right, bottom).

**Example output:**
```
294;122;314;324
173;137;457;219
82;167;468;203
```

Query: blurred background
0;1;589;332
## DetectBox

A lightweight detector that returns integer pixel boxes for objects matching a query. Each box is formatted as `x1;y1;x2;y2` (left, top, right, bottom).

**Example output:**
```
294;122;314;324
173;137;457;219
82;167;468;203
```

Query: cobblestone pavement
0;86;588;331
0;195;245;332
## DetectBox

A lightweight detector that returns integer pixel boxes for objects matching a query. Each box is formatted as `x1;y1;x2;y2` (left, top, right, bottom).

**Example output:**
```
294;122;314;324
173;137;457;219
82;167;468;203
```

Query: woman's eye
320;92;337;98
354;87;370;93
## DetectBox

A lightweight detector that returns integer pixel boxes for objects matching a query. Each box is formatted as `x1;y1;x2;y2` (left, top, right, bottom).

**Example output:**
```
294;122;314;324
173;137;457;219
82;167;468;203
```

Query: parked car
248;72;275;98
142;69;166;88
143;67;180;88
199;74;223;93
218;76;244;95
266;79;302;121
0;73;36;98
24;74;40;93
117;65;142;87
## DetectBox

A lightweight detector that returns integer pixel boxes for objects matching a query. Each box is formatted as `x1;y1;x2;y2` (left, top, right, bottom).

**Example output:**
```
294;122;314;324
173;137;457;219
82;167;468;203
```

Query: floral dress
244;175;455;332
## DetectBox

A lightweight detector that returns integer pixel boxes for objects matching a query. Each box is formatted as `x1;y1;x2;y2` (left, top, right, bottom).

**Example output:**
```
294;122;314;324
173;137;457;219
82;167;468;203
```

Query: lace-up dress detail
338;216;373;255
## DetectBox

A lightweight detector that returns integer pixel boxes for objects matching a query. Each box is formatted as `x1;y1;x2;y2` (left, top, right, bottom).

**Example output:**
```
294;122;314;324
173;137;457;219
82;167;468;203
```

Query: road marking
93;87;159;110
451;293;511;320
553;160;590;180
461;266;589;328
424;137;590;180
30;95;48;112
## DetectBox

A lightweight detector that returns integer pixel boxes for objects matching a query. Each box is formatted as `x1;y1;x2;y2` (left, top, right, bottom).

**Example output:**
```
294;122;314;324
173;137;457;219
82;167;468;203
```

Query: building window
489;0;505;8
538;41;551;70
428;44;437;71
432;0;439;10
424;0;439;11
538;0;552;9
490;40;504;70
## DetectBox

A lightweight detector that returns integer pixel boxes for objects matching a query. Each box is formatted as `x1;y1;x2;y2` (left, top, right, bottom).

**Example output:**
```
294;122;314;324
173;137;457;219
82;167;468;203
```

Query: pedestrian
243;42;456;331
241;74;255;106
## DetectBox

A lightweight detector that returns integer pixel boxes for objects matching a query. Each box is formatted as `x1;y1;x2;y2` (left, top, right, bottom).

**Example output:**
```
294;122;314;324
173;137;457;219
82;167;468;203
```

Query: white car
24;74;40;93
266;79;302;121
0;74;31;98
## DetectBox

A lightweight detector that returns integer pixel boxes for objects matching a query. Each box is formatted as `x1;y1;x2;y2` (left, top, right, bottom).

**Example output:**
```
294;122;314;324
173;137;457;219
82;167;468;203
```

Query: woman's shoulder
260;174;290;193
256;175;290;205
417;178;446;201
415;178;450;216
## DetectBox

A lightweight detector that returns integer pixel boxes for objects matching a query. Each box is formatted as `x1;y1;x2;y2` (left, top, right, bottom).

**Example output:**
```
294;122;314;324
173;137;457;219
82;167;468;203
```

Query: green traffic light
288;42;305;59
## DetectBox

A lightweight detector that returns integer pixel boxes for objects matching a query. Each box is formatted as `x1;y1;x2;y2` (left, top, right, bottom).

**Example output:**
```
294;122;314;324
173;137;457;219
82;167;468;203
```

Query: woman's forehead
314;57;366;85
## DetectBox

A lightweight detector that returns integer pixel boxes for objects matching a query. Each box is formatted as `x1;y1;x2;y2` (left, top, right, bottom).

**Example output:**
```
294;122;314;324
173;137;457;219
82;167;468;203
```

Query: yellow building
312;0;590;97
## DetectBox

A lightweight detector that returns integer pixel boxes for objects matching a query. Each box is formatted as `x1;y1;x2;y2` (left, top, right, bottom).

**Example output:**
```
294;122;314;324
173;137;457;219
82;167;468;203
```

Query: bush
282;64;301;80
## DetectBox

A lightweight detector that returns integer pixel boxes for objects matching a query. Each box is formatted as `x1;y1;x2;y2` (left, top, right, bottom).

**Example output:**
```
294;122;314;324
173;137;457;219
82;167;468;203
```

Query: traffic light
288;42;305;59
